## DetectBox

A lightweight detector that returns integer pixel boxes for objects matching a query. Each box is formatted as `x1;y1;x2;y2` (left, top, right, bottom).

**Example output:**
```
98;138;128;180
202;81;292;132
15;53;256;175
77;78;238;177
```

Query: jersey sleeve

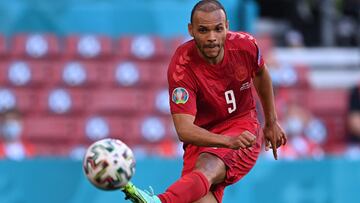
248;34;264;74
167;51;198;116
253;40;265;72
238;32;265;75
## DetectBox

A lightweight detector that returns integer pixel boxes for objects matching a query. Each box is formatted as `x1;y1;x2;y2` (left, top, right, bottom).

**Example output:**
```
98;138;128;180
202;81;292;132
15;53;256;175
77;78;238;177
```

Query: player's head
188;0;229;64
0;108;22;142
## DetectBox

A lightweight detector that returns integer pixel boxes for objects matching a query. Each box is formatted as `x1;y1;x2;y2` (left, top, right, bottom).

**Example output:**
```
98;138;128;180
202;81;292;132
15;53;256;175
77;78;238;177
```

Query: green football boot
121;182;161;203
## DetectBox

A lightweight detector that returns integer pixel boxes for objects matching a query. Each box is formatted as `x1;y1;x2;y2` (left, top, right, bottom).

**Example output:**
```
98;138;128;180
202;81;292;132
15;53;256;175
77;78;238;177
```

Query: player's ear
188;23;194;37
225;20;229;30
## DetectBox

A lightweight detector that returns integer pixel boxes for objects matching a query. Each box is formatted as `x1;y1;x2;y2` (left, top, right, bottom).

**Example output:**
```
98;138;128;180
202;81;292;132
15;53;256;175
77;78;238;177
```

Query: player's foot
121;182;161;203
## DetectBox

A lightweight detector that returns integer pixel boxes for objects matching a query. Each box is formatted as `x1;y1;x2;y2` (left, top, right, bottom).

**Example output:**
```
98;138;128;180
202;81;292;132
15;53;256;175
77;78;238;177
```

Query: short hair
190;0;227;24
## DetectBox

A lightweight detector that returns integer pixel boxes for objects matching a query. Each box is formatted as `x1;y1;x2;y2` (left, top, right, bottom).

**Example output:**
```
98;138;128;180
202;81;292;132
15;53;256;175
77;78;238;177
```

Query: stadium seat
86;88;152;115
32;142;73;157
117;35;167;60
303;89;349;152
106;60;160;87
276;87;307;106
167;36;191;55
72;116;140;145
144;88;171;115
106;117;130;142
150;61;168;87
2;60;52;87
294;65;310;88
11;88;40;113
11;33;60;59
127;116;176;145
22;116;77;143
254;33;274;57
321;116;347;152
39;88;88;115
73;116;148;147
64;35;113;59
52;61;103;87
305;89;348;114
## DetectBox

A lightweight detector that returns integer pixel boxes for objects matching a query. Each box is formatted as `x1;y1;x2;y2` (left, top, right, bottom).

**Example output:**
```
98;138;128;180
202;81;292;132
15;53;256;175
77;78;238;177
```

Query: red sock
158;170;210;203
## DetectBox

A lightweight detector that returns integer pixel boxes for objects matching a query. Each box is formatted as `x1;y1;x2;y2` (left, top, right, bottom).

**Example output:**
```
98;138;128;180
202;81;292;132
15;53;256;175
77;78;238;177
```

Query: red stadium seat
86;88;152;115
305;89;348;114
38;88;88;115
2;60;53;87
11;33;60;59
32;142;73;157
276;87;307;106
303;89;348;152
143;87;171;115
151;61;168;87
12;88;40;113
106;60;170;88
72;116;134;145
72;116;169;146
73;116;172;147
64;35;113;60
167;36;190;56
321;116;347;152
22;116;77;143
294;65;310;88
106;61;157;87
127;116;176;145
107;117;129;142
117;35;166;60
52;61;103;87
254;33;274;58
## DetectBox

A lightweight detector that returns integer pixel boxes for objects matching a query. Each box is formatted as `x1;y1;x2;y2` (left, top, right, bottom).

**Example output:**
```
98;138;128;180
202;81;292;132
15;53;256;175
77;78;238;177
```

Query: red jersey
168;31;264;131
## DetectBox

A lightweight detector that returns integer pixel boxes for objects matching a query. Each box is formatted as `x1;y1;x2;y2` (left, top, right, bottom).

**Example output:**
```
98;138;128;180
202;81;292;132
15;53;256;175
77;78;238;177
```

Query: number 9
224;90;236;114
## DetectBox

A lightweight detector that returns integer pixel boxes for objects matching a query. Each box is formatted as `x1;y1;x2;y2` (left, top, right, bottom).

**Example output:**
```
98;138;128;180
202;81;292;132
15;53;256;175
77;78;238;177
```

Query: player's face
188;9;228;64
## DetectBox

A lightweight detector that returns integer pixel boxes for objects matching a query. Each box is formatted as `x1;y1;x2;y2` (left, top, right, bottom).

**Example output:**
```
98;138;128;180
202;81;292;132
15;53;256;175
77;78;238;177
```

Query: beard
194;38;222;60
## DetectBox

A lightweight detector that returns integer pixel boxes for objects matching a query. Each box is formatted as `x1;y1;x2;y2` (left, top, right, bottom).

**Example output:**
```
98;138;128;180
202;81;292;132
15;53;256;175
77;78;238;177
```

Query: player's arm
253;64;287;159
348;87;360;137
172;113;256;149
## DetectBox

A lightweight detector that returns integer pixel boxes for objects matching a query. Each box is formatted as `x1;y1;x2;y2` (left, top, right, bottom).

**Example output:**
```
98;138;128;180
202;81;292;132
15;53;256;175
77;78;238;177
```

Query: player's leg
157;152;226;203
121;169;211;203
121;151;226;203
191;152;226;203
194;152;226;185
193;192;218;203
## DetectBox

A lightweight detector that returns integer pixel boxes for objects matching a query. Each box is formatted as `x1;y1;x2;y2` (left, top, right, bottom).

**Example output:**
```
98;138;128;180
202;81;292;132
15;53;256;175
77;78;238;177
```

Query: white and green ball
83;138;135;190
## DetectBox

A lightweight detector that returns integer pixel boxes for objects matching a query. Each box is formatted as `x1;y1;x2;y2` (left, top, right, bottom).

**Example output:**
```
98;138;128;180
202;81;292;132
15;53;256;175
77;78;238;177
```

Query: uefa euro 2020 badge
172;87;189;104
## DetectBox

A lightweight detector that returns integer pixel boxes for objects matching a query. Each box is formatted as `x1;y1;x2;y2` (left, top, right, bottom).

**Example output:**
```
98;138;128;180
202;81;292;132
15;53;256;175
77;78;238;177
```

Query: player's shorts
181;118;263;203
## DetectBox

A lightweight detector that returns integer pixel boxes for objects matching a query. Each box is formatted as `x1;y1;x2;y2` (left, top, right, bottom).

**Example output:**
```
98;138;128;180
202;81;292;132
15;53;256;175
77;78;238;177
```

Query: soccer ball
83;138;136;190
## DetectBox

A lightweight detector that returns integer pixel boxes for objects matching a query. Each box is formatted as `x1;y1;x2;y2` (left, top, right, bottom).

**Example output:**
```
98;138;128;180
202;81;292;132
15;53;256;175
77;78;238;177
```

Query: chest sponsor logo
240;82;251;91
172;87;189;104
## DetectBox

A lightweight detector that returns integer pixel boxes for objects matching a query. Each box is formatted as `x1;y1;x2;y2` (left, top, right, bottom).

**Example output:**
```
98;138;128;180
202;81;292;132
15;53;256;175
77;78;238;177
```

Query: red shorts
181;119;263;203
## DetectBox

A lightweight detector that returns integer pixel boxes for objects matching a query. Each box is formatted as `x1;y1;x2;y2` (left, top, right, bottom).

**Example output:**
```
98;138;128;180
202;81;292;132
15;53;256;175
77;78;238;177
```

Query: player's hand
263;122;287;160
228;130;257;150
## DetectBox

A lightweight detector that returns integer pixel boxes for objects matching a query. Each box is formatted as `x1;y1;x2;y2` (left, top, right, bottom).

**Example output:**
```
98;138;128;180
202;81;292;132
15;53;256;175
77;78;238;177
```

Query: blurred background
0;0;359;202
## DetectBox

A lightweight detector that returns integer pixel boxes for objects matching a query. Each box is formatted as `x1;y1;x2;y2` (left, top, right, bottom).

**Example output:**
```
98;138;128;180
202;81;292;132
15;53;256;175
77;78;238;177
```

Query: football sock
158;170;210;203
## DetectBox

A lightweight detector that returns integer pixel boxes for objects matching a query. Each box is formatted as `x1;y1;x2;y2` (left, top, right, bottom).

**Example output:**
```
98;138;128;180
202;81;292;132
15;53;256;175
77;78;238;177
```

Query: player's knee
193;192;218;203
194;153;226;184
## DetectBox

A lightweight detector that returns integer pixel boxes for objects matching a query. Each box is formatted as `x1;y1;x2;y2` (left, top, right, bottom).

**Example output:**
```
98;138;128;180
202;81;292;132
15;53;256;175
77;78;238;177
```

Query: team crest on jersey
172;87;189;104
235;65;248;81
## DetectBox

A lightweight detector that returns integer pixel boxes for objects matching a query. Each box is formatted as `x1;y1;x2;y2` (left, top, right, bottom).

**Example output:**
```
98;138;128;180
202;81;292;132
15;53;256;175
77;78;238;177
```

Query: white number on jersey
224;90;237;114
